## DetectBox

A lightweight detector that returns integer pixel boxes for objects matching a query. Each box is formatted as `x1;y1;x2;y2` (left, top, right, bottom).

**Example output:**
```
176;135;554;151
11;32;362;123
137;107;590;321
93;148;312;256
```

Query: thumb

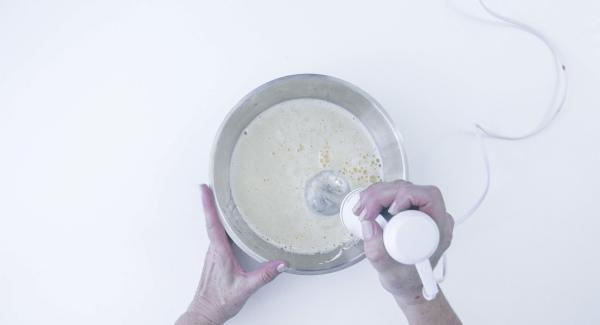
245;260;287;293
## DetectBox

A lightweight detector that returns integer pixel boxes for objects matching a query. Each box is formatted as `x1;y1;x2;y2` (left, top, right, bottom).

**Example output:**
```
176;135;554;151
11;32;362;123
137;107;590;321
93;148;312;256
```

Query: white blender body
340;188;440;300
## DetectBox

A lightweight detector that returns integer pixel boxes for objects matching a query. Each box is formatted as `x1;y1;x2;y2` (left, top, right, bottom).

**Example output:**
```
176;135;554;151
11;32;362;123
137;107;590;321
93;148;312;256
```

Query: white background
1;0;599;324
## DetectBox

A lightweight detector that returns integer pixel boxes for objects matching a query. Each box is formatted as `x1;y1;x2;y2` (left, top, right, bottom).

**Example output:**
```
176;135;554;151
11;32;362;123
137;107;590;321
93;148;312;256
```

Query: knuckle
260;271;274;283
365;199;380;211
360;187;375;201
440;230;453;250
362;185;380;203
365;182;379;193
393;179;410;185
446;213;455;229
394;185;409;198
425;185;442;197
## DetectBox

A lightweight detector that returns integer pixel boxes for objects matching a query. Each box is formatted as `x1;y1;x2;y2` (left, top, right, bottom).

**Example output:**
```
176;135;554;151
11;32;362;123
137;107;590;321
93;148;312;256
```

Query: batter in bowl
230;98;383;254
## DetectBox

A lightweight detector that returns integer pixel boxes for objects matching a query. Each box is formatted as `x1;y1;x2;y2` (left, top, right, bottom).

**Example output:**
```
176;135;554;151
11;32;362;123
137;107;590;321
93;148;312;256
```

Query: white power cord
436;0;568;283
454;0;569;225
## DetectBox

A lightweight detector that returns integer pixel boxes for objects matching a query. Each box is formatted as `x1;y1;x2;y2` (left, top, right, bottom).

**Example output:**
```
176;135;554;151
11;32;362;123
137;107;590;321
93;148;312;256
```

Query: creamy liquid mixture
230;98;383;254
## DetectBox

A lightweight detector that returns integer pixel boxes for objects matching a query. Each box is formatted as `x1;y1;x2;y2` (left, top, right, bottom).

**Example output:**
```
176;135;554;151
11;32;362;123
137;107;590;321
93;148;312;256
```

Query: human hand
352;180;454;306
176;184;287;325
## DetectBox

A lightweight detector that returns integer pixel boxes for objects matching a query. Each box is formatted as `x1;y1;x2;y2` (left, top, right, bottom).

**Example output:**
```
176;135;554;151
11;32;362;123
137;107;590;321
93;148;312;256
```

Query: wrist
392;286;436;308
187;296;226;325
393;289;463;325
394;293;428;308
177;310;222;325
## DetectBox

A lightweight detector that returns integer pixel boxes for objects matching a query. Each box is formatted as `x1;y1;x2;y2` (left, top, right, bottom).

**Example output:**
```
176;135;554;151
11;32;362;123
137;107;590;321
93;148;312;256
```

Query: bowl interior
211;74;407;274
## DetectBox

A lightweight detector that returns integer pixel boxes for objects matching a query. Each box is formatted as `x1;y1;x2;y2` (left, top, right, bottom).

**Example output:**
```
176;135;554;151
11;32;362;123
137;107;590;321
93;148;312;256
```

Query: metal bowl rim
209;73;408;275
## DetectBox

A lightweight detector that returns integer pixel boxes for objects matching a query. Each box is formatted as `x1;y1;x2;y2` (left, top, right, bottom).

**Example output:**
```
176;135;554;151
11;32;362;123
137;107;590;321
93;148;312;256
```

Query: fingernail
361;220;373;240
359;208;368;220
276;263;287;273
352;201;361;214
389;201;399;214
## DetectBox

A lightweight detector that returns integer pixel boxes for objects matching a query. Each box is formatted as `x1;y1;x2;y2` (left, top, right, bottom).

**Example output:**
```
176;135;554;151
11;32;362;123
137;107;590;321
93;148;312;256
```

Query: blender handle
415;259;439;300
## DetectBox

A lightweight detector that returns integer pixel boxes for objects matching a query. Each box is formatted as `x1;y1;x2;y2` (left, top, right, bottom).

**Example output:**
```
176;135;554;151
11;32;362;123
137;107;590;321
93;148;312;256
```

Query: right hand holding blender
349;181;455;305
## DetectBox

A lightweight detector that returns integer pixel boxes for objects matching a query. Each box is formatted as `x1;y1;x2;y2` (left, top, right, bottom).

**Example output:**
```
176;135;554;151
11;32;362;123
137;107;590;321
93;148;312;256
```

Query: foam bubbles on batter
230;98;383;254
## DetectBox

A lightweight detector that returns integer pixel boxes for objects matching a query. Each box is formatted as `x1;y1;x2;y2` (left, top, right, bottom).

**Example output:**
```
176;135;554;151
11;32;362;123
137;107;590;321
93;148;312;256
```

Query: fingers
244;260;287;294
201;184;232;254
354;181;454;283
352;199;366;219
388;185;447;222
353;181;405;220
356;181;447;223
361;218;397;272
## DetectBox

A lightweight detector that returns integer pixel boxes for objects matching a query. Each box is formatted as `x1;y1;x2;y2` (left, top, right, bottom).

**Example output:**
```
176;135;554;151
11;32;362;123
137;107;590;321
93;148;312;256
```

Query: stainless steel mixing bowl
210;74;407;275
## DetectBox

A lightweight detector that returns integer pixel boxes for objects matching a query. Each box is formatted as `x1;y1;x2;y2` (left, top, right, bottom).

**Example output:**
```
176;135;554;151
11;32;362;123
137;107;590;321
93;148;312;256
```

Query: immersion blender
304;171;440;300
339;188;441;300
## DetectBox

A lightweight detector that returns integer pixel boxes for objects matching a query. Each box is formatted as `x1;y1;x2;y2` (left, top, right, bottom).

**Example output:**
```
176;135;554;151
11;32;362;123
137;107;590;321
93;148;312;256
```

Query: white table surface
1;0;599;324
